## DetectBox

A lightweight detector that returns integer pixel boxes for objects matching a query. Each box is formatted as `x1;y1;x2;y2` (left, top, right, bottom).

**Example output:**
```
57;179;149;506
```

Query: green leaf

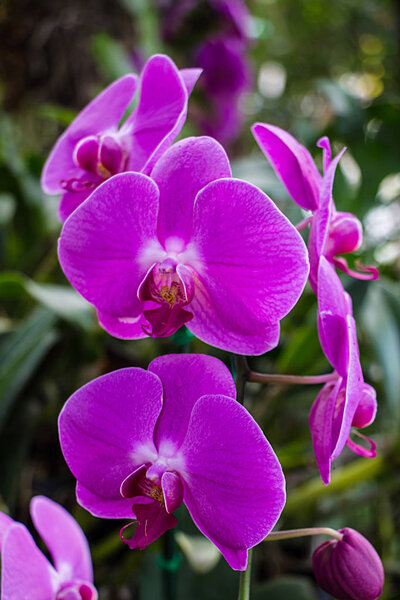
254;576;316;600
0;271;94;331
361;282;400;427
0;309;57;428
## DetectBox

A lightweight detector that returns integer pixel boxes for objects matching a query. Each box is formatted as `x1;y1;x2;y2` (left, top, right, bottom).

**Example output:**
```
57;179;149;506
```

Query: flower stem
248;371;337;386
233;355;250;405
264;527;343;542
238;548;253;600
295;216;313;231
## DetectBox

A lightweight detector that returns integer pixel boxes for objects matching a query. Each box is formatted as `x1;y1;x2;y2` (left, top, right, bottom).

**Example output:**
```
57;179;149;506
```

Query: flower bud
312;528;384;600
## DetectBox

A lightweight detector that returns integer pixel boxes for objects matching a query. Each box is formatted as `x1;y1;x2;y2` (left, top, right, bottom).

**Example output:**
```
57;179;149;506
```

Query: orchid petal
127;54;189;174
179;395;286;570
331;315;363;460
0;512;14;550
58;172;161;321
332;257;379;281
121;502;177;550
252;123;321;211
97;310;148;340
41;74;138;194
161;472;184;514
76;483;135;519
58;190;94;223
58;368;162;517
180;68;202;95
152;136;231;247
148;354;236;453
1;523;58;599
30;496;93;583
187;178;309;354
308;148;345;292
309;379;341;485
346;431;377;458
352;384;377;428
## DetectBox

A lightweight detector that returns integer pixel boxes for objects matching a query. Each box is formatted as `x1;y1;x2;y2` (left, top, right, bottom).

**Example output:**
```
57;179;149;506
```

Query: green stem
248;371;337;386
238;548;253;600
264;527;343;542
160;529;178;600
233;355;250;405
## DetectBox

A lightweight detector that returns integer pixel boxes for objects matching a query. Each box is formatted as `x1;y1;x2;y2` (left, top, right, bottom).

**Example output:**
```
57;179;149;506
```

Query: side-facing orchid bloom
58;135;309;355
58;354;286;571
309;257;377;484
252;124;378;291
0;496;97;599
41;54;201;221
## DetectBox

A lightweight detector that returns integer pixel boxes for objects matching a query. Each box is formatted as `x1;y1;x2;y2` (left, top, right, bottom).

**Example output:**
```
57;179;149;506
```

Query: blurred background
0;0;400;598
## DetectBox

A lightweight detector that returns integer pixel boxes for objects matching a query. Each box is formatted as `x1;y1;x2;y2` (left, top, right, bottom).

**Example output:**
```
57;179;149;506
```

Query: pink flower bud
312;528;384;600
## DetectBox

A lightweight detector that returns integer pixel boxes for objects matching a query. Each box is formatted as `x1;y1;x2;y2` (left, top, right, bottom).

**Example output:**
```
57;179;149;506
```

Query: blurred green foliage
0;0;400;598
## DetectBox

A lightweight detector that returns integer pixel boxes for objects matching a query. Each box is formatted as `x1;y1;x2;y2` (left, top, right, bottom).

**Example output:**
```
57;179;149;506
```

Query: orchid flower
41;54;201;221
0;496;97;600
309;257;377;484
58;354;286;571
252;123;378;291
58;135;309;355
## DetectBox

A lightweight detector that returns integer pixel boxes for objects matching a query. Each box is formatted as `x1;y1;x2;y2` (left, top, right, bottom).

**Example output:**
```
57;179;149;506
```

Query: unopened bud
312;528;384;600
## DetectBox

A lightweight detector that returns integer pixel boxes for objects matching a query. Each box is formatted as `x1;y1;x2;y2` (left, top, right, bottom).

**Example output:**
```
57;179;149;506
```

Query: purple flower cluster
252;123;379;484
3;48;382;599
0;496;97;599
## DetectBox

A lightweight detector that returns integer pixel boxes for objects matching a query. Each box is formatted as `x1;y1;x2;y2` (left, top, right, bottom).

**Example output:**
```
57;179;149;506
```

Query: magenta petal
318;312;348;378
352;384;377;428
161;472;184;514
331;315;363;461
332;257;379;281
0;512;14;551
58;172;161;321
76;483;135;519
252;123;321;211
152;136;231;247
309;380;341;485
179;395;286;570
346;432;377;458
30;496;93;583
97;311;148;340
58;190;93;223
127;54;188;174
180;68;202;95
121;501;177;550
1;524;58;599
308;149;346;292
59;368;163;517
188;178;309;354
41;74;138;194
325;212;363;256
317;257;351;321
99;136;124;175
149;354;236;453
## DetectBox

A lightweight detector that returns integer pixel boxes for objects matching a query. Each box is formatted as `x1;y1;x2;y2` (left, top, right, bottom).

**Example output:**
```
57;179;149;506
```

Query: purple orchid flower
0;496;97;599
309;257;377;484
58;135;309;355
41;54;201;222
252;124;378;291
58;354;286;571
195;36;252;144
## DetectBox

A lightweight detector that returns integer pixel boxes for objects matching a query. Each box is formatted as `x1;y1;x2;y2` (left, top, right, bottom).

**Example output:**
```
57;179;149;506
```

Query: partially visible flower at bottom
312;528;384;600
0;496;97;600
58;354;286;571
